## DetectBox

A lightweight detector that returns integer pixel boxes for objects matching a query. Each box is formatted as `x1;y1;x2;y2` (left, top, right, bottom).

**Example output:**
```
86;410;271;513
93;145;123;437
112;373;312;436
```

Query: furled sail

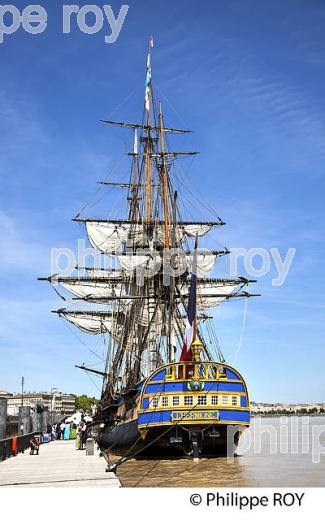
197;283;239;309
85;267;124;279
57;310;113;334
178;278;249;309
58;279;125;300
185;251;218;276
113;250;219;276
156;223;217;245
85;221;144;253
83;219;221;253
56;310;125;343
116;253;161;275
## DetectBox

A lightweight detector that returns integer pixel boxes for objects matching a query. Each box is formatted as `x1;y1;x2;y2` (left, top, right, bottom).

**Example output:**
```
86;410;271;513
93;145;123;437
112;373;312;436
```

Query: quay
0;440;121;487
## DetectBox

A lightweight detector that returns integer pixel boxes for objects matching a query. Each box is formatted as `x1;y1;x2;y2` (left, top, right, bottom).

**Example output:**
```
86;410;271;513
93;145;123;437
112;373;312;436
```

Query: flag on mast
180;236;198;361
145;37;153;111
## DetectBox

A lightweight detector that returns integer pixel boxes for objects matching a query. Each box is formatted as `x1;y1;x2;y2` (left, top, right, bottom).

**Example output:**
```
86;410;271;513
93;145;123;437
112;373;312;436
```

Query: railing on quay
0;432;42;462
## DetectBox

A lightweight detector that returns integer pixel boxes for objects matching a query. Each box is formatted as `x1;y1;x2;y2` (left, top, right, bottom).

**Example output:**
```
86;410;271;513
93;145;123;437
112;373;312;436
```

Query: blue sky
0;0;324;403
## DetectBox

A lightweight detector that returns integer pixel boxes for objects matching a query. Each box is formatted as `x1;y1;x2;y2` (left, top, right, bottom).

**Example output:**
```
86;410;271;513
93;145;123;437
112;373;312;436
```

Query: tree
74;394;99;412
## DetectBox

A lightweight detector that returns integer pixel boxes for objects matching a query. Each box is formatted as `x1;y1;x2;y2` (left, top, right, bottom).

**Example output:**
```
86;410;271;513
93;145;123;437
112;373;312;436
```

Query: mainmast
145;36;154;224
168;191;178;362
159;102;170;250
130;130;138;220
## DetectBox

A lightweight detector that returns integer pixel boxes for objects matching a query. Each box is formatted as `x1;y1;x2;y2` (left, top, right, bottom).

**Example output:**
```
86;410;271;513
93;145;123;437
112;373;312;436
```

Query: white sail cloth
156;224;213;245
60;280;125;300
60;311;124;341
86;268;123;279
86;222;143;253
180;281;239;309
185;252;217;276
198;283;238;309
60;312;113;334
61;304;163;334
58;279;240;310
116;253;161;275
85;221;216;253
114;251;217;276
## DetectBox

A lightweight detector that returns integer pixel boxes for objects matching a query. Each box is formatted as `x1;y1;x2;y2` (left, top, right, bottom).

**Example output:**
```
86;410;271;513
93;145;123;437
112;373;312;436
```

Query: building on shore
0;391;76;416
251;401;325;414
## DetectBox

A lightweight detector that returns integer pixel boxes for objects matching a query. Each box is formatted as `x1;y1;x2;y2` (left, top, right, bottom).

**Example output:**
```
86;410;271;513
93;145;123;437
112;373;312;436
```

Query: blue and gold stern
137;361;250;432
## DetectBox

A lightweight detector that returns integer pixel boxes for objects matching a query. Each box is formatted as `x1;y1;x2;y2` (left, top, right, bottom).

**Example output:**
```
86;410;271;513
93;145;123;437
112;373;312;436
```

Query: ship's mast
168;191;178;362
131;131;138;220
159;102;170;250
40;37;260;404
145;38;153;224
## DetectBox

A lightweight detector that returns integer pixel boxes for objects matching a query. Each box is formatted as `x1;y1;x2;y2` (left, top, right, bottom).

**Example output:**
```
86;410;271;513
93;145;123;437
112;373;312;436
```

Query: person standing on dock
76;423;82;449
64;423;70;440
60;422;66;439
81;422;87;450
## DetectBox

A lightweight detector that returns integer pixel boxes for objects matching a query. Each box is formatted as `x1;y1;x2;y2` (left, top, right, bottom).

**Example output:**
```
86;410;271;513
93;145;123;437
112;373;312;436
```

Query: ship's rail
163;361;230;382
142;360;246;384
0;432;41;462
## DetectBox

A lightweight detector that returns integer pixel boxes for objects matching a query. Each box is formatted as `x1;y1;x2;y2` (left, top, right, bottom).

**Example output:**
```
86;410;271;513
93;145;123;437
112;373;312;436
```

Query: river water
113;417;325;487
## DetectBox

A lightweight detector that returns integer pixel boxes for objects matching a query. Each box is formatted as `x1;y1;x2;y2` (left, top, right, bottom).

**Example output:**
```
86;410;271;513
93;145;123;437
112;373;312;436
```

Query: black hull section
97;420;142;455
96;420;245;458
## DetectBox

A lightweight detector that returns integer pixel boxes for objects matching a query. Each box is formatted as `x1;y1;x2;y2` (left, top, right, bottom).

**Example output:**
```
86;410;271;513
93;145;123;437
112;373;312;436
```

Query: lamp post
50;387;58;425
21;376;24;408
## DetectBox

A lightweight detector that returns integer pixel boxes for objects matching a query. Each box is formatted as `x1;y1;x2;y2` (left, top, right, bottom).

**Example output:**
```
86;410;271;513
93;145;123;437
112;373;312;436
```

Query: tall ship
40;37;258;461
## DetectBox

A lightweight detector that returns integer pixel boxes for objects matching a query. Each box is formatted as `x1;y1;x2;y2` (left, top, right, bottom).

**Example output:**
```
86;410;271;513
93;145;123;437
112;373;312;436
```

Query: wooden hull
96;419;246;457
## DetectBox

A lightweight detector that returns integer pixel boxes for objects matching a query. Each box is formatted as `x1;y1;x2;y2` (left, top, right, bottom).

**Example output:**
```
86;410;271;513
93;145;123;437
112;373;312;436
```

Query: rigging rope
233;297;248;365
106;87;137;118
75;152;128;218
85;368;102;392
60;318;104;362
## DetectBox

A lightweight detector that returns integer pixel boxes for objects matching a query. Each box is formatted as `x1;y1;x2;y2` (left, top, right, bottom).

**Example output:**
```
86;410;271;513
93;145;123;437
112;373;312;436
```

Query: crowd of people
29;412;93;455
52;420;89;450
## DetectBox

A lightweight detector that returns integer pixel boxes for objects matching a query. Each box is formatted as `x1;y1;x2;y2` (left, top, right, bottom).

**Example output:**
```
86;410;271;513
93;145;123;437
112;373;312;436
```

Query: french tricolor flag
180;237;198;361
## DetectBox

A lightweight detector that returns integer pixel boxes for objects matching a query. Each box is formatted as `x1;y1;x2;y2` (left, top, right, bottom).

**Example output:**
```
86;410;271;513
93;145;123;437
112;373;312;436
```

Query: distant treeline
72;394;99;412
253;407;325;415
